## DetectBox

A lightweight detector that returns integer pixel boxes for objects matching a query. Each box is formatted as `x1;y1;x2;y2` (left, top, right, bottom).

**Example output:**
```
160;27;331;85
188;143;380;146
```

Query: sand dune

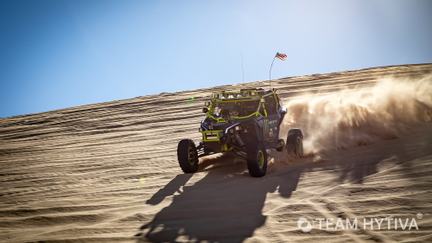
1;63;432;242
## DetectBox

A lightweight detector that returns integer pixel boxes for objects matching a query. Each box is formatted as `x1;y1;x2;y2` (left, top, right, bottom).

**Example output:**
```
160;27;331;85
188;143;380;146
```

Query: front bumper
201;130;223;142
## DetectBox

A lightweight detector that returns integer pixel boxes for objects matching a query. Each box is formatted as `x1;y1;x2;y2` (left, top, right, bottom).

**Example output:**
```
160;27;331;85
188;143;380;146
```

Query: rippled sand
1;64;431;242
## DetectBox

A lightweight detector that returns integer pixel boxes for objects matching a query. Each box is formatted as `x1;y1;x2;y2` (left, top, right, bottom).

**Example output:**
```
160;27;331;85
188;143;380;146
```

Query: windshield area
213;100;259;118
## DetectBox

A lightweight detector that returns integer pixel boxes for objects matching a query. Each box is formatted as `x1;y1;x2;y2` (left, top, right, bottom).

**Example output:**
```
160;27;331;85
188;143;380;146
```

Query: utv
177;88;303;177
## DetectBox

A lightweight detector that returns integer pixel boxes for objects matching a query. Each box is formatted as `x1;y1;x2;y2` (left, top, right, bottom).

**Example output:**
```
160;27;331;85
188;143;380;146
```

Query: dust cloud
282;76;432;154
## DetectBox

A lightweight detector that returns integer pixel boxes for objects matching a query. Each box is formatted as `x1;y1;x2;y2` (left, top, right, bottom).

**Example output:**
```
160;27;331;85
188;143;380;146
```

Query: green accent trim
205;110;263;122
201;130;223;142
213;98;259;102
211;90;262;101
206;113;227;123
221;143;232;152
260;102;268;117
262;93;274;98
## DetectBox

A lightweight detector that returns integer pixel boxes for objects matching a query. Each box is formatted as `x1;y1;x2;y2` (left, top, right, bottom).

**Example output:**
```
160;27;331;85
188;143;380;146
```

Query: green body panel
201;130;232;152
201;130;223;142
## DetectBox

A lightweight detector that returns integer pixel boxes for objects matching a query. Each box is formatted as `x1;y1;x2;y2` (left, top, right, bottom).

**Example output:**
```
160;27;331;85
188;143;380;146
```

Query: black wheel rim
188;145;197;165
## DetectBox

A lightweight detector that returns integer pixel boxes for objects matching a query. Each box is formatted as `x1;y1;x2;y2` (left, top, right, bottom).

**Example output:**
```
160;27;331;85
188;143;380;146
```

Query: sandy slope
1;64;432;243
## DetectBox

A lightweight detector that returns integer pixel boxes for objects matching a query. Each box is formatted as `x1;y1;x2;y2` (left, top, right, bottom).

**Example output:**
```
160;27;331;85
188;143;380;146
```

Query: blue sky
1;0;431;117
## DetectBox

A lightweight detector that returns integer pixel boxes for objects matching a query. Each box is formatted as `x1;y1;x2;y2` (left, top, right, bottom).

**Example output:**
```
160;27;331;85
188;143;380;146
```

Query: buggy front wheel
177;139;199;173
246;144;268;177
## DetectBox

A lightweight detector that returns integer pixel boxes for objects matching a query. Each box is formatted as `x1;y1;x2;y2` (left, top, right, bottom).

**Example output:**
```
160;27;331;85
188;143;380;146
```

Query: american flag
275;52;287;61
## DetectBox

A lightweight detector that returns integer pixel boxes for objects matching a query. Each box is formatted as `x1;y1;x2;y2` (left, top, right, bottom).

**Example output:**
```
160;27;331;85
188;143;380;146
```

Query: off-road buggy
177;88;303;177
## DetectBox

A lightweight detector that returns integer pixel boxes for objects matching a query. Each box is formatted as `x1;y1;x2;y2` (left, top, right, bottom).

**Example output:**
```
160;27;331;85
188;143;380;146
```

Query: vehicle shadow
136;127;432;242
136;153;305;242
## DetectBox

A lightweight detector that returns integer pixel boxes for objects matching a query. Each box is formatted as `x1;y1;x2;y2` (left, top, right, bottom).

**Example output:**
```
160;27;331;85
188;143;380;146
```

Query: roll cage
204;89;282;122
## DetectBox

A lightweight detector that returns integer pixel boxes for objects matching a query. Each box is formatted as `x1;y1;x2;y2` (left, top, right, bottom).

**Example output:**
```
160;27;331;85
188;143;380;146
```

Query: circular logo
297;217;312;233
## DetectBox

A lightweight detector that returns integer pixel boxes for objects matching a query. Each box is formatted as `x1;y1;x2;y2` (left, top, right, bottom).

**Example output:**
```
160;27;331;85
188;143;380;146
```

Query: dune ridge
0;63;432;242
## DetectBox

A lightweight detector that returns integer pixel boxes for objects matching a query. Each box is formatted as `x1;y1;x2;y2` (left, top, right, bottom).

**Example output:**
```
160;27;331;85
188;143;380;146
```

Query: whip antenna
241;52;245;82
269;52;287;89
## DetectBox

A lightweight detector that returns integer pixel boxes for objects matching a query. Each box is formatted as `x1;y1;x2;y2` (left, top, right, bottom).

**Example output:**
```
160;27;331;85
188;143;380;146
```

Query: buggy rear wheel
276;139;285;152
177;139;199;173
286;129;304;158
